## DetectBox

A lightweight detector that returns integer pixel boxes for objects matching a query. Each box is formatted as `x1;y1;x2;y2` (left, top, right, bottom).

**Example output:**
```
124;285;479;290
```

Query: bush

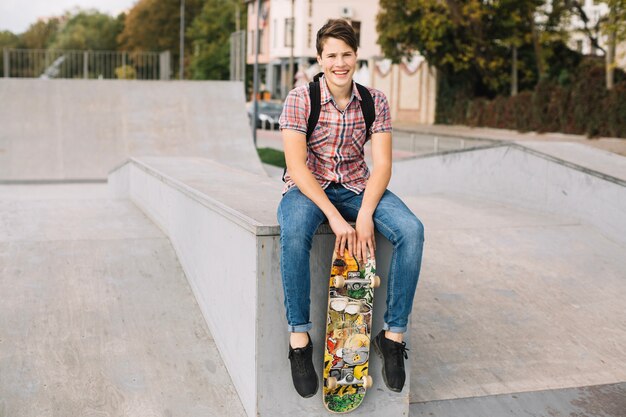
446;58;626;138
607;83;626;138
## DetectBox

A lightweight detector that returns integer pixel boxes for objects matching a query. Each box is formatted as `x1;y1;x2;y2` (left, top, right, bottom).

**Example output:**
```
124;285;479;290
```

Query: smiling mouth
333;70;349;76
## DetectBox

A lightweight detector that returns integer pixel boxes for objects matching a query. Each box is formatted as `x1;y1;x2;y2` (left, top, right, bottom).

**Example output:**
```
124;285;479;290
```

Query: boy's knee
403;215;425;246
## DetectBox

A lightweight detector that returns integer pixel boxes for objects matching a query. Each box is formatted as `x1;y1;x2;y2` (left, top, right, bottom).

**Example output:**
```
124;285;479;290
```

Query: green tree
50;9;124;51
0;30;20;74
377;0;534;97
117;0;203;77
377;0;580;98
0;31;20;48
187;0;244;80
600;0;626;89
20;18;61;49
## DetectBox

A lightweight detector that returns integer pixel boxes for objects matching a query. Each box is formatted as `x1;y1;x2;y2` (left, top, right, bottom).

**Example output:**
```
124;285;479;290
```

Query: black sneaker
373;330;409;392
288;333;319;398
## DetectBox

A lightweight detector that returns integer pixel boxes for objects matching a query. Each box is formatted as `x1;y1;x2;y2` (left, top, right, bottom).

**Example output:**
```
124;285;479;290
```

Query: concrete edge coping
509;143;626;187
0;178;107;185
112;157;337;237
394;127;503;145
397;142;626;187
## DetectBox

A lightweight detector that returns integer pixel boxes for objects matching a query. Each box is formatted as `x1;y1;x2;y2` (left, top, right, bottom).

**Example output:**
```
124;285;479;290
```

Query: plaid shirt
279;75;392;194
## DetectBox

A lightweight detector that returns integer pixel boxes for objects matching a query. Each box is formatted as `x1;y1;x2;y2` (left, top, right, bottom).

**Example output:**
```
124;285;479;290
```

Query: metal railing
393;131;499;155
2;48;171;80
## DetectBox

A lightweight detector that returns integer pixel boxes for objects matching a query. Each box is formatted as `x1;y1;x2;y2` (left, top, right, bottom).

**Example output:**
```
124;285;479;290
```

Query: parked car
246;100;283;130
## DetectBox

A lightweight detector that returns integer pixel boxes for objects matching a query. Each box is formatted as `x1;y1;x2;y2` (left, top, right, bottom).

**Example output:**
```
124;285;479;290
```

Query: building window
259;28;264;54
576;39;583;53
351;21;361;48
273;19;277;48
308;0;313;17
249;30;254;55
308;23;312;49
285;18;294;47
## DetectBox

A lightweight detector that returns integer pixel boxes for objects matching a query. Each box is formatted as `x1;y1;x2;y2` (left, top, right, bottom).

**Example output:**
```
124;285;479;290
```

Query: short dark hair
316;19;358;56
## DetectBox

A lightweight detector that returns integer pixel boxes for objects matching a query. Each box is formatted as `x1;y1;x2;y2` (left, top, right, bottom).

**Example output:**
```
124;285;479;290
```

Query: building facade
557;0;626;69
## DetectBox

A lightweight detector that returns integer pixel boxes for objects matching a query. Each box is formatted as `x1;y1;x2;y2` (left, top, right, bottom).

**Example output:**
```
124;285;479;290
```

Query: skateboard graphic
323;248;380;413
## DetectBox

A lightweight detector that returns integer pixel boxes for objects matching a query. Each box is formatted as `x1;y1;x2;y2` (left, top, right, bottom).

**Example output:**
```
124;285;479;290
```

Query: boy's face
317;37;357;93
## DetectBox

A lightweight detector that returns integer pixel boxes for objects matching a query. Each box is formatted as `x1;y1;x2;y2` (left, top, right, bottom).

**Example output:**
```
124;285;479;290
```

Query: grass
256;147;286;168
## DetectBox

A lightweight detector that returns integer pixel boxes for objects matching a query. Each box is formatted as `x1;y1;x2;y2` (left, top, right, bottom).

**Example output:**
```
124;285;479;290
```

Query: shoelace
394;341;409;367
288;349;309;375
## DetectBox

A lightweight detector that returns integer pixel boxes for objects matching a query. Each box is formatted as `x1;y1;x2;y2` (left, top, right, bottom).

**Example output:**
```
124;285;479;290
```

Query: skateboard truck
333;274;381;289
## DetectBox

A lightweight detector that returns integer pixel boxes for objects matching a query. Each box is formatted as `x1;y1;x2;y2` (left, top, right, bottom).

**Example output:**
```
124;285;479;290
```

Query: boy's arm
355;131;392;262
283;129;357;257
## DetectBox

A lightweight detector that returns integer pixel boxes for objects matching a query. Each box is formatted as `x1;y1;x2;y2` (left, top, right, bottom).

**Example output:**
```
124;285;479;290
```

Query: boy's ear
316;55;322;66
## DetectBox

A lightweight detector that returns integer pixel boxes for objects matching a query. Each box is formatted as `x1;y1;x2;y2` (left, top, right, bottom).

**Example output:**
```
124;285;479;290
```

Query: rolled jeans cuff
288;322;313;333
383;322;407;334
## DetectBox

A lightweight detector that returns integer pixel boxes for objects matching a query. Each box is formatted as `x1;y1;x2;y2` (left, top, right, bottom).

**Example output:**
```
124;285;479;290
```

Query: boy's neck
325;78;353;102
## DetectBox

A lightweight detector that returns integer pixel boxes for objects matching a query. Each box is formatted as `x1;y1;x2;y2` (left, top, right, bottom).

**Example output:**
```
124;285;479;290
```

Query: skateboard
323;248;380;413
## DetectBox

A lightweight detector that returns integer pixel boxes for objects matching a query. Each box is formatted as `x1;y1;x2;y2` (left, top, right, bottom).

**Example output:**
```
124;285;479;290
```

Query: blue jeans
277;183;424;334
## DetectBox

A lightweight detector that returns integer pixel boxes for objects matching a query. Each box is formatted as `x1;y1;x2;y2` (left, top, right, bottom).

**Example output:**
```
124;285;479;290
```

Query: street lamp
252;0;262;146
288;0;294;91
180;0;185;80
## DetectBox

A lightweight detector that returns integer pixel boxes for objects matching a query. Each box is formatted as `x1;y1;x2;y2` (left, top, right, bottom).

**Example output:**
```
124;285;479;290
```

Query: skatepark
1;78;625;416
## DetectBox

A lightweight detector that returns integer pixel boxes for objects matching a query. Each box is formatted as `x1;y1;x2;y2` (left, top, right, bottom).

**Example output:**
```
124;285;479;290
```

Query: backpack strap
306;72;324;140
282;72;323;182
355;82;375;136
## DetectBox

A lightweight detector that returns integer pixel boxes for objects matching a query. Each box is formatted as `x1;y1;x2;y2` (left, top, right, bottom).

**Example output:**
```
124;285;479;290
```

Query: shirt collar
319;74;362;106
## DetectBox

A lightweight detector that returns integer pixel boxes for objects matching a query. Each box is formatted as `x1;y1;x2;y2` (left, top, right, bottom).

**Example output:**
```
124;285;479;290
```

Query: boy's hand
356;213;376;263
328;214;356;258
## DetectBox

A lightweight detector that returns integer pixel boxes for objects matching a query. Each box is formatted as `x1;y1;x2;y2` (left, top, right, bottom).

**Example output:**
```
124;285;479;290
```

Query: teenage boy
277;19;424;398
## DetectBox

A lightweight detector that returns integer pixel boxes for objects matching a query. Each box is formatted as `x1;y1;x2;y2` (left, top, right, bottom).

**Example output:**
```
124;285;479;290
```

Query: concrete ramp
0;79;264;181
390;142;626;245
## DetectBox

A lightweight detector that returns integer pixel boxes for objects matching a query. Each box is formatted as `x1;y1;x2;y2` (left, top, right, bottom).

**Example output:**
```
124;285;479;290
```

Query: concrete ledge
108;157;410;417
390;143;626;244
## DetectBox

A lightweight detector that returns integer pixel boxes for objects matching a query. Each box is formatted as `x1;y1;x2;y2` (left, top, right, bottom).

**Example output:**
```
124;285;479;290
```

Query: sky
0;0;138;34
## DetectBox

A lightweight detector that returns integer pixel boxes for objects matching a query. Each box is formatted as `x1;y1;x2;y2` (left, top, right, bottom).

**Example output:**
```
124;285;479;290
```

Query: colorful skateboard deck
323;249;379;413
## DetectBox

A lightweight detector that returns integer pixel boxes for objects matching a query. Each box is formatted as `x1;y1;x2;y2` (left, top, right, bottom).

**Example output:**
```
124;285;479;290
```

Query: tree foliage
377;0;582;97
50;9;124;51
187;0;243;80
117;0;203;77
0;31;20;49
20;18;61;49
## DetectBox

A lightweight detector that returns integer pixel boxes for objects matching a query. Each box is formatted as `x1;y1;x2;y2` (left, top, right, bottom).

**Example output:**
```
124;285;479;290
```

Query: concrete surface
0;79;264;181
109;157;410;417
403;194;626;403
4;178;625;416
410;382;626;417
0;183;246;417
3;78;626;417
390;143;626;245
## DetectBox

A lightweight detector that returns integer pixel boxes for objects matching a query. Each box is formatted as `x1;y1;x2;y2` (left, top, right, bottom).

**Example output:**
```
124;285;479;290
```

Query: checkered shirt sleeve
370;91;392;134
279;87;309;135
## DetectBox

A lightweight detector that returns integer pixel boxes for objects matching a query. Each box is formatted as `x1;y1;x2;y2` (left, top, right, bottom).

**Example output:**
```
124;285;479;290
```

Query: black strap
356;83;375;135
306;72;324;141
282;72;376;182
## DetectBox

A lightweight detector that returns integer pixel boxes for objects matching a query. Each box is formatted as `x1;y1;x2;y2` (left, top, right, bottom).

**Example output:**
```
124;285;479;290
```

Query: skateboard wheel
363;375;373;388
333;275;345;288
370;276;381;288
326;376;338;389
